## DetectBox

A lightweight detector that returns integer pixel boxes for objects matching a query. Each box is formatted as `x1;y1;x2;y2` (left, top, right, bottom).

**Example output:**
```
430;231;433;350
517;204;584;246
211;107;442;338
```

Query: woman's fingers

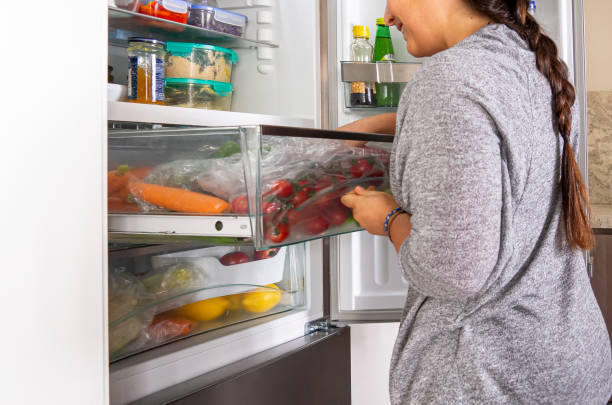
344;140;368;147
340;193;357;208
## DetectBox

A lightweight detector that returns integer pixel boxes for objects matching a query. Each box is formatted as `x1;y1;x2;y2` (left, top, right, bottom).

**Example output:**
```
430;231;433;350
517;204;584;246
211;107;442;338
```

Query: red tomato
262;201;282;215
349;159;373;178
322;201;350;226
313;176;333;192
290;187;313;208
306;217;330;235
220;252;250;266
267;179;293;199
253;248;280;261
231;195;249;214
265;223;290;243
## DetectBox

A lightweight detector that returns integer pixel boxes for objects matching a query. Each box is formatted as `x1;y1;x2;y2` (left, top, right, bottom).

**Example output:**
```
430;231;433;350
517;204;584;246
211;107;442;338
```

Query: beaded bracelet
384;207;404;234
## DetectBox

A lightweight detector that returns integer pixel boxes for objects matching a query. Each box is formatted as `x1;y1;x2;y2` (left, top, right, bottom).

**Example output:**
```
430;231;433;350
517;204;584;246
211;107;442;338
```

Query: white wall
351;323;399;405
585;0;612;91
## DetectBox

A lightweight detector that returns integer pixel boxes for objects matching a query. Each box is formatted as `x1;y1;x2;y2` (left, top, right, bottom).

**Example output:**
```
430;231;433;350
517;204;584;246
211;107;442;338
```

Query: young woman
340;0;612;403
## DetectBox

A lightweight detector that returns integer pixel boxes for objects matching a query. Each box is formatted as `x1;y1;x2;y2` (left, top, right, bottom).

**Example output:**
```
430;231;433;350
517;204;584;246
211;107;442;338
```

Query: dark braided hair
466;0;594;250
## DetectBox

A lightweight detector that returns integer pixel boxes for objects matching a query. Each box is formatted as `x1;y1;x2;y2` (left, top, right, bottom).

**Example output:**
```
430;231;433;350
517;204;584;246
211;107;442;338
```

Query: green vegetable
214;141;241;158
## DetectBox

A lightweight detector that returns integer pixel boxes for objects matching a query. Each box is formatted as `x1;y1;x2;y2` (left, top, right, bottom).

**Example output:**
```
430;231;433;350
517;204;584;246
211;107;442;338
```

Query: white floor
350;323;400;405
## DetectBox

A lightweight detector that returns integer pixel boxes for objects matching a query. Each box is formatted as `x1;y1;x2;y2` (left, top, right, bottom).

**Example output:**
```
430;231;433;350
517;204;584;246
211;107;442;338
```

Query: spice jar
127;38;167;105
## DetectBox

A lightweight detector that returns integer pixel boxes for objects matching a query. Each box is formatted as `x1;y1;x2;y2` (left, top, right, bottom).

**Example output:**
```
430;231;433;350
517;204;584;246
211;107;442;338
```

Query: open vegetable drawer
108;125;393;248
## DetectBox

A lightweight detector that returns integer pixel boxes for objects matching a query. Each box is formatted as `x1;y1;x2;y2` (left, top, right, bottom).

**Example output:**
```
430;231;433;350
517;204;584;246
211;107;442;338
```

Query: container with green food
165;42;238;83
165;78;233;110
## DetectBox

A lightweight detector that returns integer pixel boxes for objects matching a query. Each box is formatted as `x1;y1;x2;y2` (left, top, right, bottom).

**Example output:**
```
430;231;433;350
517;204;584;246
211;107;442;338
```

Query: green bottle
374;18;401;107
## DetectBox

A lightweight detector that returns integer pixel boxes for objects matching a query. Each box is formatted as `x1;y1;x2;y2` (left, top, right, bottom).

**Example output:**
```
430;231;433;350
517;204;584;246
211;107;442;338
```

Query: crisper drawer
108;125;393;248
108;243;305;362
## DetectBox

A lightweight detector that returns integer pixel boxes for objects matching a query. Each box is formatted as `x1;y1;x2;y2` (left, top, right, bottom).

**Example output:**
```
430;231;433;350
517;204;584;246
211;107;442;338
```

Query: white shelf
108;102;315;127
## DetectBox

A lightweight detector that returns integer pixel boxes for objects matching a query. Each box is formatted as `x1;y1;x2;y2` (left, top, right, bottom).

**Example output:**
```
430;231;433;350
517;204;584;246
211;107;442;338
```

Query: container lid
376;18;387;26
166;41;239;64
352;25;369;39
189;4;249;22
165;78;234;95
128;37;166;46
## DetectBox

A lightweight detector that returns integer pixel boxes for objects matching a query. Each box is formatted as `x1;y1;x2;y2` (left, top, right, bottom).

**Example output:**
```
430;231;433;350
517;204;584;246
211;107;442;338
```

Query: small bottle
350;25;376;107
528;0;536;16
374;18;401;107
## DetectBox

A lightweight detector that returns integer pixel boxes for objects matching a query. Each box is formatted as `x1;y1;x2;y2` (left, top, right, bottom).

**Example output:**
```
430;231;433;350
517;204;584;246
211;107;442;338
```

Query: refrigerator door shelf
108;6;277;48
340;61;420;83
108;125;393;248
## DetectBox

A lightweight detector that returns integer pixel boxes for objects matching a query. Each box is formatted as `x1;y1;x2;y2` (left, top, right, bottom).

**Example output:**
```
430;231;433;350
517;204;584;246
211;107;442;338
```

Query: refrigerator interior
108;0;321;124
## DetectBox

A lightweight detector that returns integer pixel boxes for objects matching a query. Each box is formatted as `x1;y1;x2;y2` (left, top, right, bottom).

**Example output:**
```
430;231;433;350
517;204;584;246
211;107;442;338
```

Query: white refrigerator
0;0;586;404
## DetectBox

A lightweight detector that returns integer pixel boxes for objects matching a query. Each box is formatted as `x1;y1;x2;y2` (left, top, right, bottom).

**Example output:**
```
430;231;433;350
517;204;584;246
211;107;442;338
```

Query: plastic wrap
108;269;154;355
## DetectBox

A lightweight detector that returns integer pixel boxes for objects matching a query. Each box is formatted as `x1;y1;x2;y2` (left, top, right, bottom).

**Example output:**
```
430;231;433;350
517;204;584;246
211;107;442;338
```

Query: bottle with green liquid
374;18;401;107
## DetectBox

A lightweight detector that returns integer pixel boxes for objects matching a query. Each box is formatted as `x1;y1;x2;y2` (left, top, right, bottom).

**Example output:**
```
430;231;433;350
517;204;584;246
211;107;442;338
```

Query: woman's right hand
337;113;397;147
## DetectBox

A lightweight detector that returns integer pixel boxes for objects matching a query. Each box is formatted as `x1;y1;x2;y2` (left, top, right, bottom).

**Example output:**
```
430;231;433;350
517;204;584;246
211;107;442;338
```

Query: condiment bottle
374;18;401;107
350;25;376;107
127;38;166;105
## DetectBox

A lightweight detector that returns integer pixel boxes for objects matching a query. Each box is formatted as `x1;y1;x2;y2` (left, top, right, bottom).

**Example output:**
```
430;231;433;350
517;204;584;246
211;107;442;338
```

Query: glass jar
127;38;167;105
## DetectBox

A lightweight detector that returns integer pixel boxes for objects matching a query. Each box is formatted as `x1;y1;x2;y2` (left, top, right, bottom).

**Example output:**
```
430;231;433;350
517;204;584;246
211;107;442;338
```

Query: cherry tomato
262;200;282;215
267;179;293;199
349;159;373;178
220;252;250;266
253;248;280;261
290;187;313;208
322;201;350;226
313;176;333;192
231;195;249;214
265;223;290;244
306;216;330;235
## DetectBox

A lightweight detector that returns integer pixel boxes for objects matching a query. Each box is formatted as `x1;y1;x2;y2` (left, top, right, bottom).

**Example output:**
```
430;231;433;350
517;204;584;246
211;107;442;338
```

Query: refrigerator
0;0;586;404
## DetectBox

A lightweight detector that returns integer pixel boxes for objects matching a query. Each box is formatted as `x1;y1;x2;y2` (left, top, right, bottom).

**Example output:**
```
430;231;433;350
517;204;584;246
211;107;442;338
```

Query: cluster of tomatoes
231;155;388;244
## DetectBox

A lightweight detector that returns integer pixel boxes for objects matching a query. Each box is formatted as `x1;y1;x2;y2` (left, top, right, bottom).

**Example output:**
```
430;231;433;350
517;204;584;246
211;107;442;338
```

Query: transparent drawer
108;243;305;362
108;125;393;248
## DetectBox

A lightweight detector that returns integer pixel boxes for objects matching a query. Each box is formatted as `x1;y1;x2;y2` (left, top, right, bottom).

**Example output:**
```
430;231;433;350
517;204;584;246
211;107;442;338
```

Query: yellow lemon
241;284;282;314
174;296;230;321
227;294;243;311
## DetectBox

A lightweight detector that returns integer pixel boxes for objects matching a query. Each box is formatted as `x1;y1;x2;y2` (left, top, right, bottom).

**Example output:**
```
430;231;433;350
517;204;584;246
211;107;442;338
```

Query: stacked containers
165;42;238;110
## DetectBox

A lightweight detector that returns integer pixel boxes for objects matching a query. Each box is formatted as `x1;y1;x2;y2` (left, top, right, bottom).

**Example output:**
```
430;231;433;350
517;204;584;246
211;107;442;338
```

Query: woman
340;0;612;403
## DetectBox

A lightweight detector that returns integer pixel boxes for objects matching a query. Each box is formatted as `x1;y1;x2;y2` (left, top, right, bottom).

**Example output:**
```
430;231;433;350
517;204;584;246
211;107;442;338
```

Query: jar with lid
127;38;166;105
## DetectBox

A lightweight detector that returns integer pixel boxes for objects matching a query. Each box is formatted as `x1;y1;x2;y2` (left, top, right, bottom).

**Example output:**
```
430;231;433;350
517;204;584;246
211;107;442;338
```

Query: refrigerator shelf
108;6;278;48
108;101;315;128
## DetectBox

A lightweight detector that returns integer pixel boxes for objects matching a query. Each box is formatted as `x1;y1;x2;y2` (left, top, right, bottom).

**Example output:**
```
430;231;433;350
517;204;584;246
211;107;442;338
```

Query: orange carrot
129;182;230;214
108;165;132;195
108;166;152;197
128;166;152;180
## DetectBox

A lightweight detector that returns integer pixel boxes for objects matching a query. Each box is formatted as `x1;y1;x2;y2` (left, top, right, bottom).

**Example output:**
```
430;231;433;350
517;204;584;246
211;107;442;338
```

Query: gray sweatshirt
389;24;612;404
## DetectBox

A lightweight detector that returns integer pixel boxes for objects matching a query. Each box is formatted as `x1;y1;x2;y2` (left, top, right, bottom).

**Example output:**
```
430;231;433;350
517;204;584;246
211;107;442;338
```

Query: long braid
467;0;594;250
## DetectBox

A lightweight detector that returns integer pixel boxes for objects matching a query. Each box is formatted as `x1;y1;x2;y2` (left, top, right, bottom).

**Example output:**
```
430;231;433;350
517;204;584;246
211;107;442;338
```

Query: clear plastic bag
108;269;155;355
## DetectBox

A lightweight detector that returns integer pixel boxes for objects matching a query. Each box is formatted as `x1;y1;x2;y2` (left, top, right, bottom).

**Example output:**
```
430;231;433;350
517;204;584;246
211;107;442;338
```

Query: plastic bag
108;269;155;355
196;138;391;244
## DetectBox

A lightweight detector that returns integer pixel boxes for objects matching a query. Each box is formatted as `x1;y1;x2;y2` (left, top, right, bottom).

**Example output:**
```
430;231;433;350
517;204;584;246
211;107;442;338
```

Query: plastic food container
187;5;248;37
165;78;233;110
112;0;139;12
165;42;238;83
138;0;189;23
127;38;166;104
